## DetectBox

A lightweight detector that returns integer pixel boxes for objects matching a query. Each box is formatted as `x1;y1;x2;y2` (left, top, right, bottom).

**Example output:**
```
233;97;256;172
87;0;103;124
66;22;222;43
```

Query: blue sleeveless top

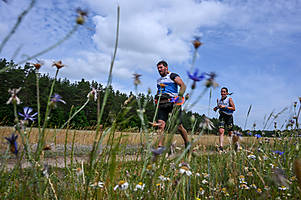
157;72;179;98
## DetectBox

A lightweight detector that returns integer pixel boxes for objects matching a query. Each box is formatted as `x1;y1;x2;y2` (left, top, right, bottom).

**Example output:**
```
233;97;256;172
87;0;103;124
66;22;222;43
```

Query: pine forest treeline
0;59;242;134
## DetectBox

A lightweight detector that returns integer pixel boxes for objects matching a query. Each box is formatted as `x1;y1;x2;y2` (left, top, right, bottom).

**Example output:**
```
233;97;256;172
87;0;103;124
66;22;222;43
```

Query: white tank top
217;96;234;115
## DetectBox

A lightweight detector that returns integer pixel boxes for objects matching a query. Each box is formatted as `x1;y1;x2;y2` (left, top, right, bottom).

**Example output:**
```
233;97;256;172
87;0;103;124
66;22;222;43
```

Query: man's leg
178;124;189;147
158;119;166;147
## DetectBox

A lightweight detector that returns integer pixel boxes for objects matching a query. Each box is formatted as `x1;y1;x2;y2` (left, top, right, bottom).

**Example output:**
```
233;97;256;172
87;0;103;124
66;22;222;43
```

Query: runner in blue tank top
213;87;236;151
151;60;190;155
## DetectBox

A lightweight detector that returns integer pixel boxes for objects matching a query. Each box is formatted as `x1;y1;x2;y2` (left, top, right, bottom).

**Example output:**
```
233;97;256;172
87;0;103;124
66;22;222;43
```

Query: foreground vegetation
1;3;300;199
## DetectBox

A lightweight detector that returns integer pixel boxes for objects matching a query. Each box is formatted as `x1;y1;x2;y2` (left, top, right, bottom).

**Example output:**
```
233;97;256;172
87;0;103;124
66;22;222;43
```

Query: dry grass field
0;126;260;151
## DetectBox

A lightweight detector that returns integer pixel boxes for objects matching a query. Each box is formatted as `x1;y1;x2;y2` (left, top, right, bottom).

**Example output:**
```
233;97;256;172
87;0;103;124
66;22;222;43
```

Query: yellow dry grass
0;126;259;150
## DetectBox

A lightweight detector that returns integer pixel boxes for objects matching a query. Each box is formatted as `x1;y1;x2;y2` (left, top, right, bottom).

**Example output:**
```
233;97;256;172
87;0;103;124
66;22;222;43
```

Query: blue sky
0;0;300;130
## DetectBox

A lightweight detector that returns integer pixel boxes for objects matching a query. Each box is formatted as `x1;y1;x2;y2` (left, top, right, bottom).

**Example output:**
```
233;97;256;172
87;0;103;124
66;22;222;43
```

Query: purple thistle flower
5;133;18;156
18;107;37;121
187;69;205;82
254;134;262;138
51;93;66;104
272;150;284;156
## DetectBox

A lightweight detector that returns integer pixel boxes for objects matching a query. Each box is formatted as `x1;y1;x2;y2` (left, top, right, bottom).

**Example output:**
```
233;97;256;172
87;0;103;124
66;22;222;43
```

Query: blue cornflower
247;132;252;136
254;134;262;138
187;69;205;89
272;150;284;156
187;69;205;82
51;93;66;104
5;133;18;156
18;107;37;121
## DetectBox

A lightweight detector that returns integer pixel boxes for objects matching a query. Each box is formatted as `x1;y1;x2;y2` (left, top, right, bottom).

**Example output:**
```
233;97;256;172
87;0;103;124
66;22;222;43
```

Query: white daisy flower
158;175;170;181
90;181;104;188
179;166;192;176
134;182;145;191
114;180;129;191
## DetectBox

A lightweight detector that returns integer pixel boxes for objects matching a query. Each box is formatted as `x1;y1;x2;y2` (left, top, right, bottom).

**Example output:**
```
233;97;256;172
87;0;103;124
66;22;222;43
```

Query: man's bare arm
174;76;186;97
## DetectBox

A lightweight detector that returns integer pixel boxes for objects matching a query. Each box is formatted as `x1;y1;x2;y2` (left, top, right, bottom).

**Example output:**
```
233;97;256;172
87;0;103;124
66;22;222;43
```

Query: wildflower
76;8;88;25
87;88;97;101
156;183;163;189
90;181;104;188
74;167;83;177
18;107;37;121
202;173;209;178
278;185;288;190
199;187;205;195
158;175;170;181
7;88;21;105
238;175;247;184
195;172;200;177
290;176;296;182
250;184;257;189
179;166;192;176
201;179;208;184
52;61;64;69
179;162;190;168
187;69;205;89
134;182;145;191
272;150;284;156
192;36;203;49
50;93;66;107
114;180;129;191
254;134;261;138
239;184;250;190
247;171;253;177
247;131;252;136
247;154;256;160
199;116;214;130
5;133;18;156
42;164;49;178
205;72;218;88
256;188;262;193
133;73;142;86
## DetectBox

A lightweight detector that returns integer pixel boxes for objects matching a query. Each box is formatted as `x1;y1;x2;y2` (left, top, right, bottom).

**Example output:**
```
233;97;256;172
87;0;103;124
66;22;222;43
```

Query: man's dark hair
157;60;168;67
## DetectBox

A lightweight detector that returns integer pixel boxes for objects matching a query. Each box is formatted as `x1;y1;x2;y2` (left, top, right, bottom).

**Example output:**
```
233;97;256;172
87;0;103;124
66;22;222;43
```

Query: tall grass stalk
86;5;120;196
35;69;59;160
244;104;252;130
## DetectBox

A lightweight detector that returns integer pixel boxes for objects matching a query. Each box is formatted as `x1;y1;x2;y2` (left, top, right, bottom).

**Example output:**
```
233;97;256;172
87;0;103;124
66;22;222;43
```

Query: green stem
85;6;120;200
60;99;90;129
35;69;59;160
